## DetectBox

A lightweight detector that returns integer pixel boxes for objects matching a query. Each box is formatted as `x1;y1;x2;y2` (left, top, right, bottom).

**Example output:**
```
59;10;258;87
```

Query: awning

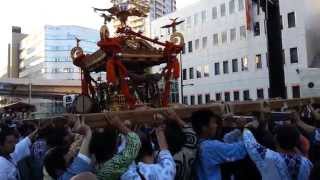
0;102;36;112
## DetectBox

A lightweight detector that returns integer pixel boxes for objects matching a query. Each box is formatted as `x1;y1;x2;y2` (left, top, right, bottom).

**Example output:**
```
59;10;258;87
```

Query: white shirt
0;137;32;180
121;150;176;180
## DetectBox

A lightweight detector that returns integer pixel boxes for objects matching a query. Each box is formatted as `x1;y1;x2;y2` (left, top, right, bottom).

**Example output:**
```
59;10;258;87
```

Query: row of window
45;45;96;52
182;0;245;30
41;68;80;73
184;25;249;53
46;56;71;62
183;86;301;105
180;0;296;32
182;47;299;80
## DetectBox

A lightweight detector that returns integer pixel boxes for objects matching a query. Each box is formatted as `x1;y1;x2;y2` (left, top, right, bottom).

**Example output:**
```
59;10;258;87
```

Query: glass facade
19;25;99;80
150;0;176;20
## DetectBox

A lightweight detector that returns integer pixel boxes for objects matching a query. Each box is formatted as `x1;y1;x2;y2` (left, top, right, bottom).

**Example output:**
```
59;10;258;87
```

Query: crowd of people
1;102;320;180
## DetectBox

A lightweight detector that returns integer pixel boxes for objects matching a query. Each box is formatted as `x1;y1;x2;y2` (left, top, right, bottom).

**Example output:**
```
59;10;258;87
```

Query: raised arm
202;139;247;165
11;128;38;162
165;110;197;149
154;126;176;179
61;123;94;179
223;129;242;143
97;115;141;180
242;129;268;171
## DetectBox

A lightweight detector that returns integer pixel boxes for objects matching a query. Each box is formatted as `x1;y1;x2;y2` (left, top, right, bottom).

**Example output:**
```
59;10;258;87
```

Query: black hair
191;110;221;135
46;127;69;148
51;117;68;128
135;130;154;162
89;128;118;164
17;123;35;138
310;161;320;180
275;125;300;150
0;127;16;146
43;146;69;179
165;121;185;155
38;124;54;139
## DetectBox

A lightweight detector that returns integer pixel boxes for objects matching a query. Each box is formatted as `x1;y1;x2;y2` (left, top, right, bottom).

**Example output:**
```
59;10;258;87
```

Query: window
222;31;227;44
202;37;208;48
241;56;249;71
290;47;298;63
201;10;207;23
196;66;202;78
195;39;200;50
285;86;288;99
234;91;240;101
188;41;193;53
229;0;235;14
182;69;187;80
190;95;195;105
213;33;219;46
238;0;244;11
205;94;211;104
198;95;203;105
243;90;250;100
288;12;296;28
171;93;179;103
240;26;246;40
214;62;220;75
223;61;229;74
232;59;238;72
292;86;300;98
254;22;260;36
63;68;71;73
280;15;283;30
212;7;218;19
189;67;194;79
183;96;188;105
194;13;199;25
204;65;210;77
257;89;264;99
220;4;226;17
225;92;231;102
255;54;262;69
230;28;236;42
266;53;269;67
216;93;222;101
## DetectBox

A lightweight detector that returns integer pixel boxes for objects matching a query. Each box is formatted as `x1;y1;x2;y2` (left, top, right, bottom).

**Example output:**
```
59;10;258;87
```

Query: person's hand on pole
104;114;131;134
164;109;186;127
155;125;168;150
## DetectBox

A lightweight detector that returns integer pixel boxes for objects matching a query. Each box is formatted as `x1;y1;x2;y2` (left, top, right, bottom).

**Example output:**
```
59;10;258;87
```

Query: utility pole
253;0;286;99
180;53;183;103
28;78;32;104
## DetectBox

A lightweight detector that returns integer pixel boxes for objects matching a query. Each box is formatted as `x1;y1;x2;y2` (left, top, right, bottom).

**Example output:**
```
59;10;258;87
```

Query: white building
151;0;320;105
19;25;99;80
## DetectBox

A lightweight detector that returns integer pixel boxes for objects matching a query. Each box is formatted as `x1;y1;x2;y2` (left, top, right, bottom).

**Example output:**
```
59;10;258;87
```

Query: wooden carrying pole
60;97;320;128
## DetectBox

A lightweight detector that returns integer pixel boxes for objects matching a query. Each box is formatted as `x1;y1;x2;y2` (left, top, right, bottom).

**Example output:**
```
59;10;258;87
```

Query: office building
19;25;99;80
151;0;320;104
6;26;27;78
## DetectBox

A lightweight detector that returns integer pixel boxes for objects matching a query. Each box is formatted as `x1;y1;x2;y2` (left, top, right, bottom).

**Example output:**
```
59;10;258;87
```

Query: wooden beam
25;97;320;128
65;97;320;128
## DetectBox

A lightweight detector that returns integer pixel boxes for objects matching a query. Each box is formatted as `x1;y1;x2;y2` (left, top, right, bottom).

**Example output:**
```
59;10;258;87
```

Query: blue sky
0;0;199;76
